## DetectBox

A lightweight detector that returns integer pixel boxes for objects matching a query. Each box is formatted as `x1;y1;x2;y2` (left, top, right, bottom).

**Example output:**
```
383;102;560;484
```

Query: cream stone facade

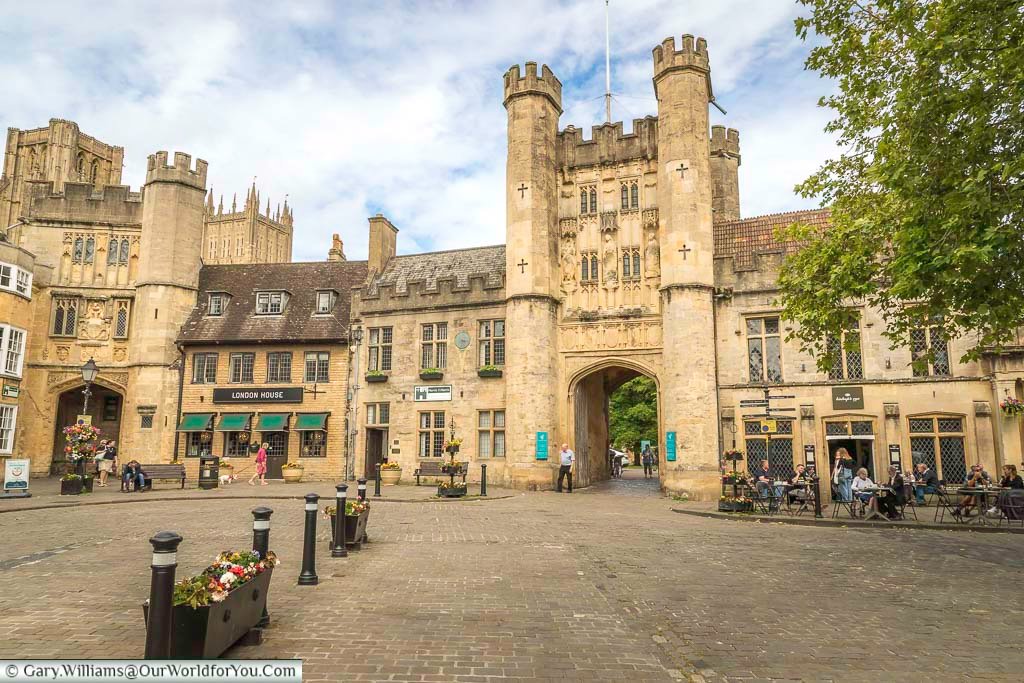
3;32;1024;498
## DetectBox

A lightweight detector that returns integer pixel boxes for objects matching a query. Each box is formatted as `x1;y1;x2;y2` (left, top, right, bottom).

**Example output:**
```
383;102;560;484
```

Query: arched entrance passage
52;382;124;471
568;360;660;489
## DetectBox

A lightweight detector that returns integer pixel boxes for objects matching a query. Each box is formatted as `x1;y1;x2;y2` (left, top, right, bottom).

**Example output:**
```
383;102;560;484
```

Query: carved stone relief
81;300;110;341
601;233;617;285
560;319;663;352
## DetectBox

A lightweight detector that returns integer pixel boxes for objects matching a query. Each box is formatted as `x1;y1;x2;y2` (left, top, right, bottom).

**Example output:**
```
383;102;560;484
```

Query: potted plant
718;495;753;513
1000;396;1024;417
379;461;402;485
437;480;467;498
365;370;388;384
60;472;83;496
144;549;278;659
721;470;747;485
62;420;101;486
419;367;444;381
281;462;304;483
477;364;502;378
323;499;370;547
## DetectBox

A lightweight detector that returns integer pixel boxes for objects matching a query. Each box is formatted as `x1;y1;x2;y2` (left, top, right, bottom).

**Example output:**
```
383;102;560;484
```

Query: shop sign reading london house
213;387;304;404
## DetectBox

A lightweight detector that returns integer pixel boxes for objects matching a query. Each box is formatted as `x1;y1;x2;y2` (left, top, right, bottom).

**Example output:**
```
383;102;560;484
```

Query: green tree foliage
609;376;658;452
780;0;1024;368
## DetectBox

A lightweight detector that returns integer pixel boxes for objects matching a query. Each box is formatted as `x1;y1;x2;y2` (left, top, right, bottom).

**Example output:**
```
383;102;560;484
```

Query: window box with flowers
144;549;278;659
379;460;402;485
281;462;304;483
365;371;388;384
477;365;502;378
324;499;370;548
419;368;444;381
1000;396;1024;417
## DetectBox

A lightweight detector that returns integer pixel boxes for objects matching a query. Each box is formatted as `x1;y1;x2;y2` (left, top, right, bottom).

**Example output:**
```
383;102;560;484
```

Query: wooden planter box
438;485;467;498
380;468;401;485
365;374;388;383
282;468;304;483
477;369;502;378
60;478;83;495
143;567;273;659
419;371;444;381
718;500;753;513
328;510;370;547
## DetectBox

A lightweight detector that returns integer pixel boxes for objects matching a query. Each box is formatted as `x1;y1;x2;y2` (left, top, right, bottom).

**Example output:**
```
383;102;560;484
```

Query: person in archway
641;444;655;479
557;443;574;493
97;439;117;487
832;448;855;502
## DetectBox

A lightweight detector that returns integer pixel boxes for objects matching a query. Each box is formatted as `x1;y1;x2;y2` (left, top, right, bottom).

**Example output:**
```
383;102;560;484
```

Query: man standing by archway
557;443;575;493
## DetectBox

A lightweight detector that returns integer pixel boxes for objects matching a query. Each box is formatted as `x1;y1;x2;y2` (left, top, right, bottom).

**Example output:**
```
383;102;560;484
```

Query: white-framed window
0;262;32;298
418;411;446;457
1;327;26;377
368;327;393;372
420;323;448;369
315;290;336;314
366;403;390;426
267;352;292;383
304;351;330;382
229;353;255;383
208;294;226;316
479;320;505;366
0;404;16;454
478;410;505;458
256;291;287;315
192;353;218;384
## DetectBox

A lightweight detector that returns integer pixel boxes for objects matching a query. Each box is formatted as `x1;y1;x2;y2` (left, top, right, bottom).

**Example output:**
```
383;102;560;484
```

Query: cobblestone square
1;475;1023;682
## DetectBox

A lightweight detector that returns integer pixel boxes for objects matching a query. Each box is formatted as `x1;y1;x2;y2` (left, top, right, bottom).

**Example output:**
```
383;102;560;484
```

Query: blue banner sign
536;431;549;460
665;432;677;462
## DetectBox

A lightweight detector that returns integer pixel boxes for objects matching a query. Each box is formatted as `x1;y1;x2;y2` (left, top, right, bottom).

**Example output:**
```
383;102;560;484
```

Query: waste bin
199;455;219;490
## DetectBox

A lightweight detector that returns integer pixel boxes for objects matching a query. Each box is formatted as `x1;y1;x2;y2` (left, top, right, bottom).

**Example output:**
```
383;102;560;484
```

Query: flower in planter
281;462;304;469
322;499;370;518
171;549;278;608
380;461;402;470
438;481;466;490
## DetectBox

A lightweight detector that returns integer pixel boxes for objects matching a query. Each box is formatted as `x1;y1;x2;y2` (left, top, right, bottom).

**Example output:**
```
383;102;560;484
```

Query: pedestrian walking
249;442;269;486
641;444;654;479
557;443;574;493
97;439;117;487
832;448;854;502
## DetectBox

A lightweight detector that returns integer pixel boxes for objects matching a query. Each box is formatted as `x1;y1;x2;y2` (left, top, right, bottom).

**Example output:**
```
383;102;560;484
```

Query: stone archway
567;359;661;489
51;381;124;473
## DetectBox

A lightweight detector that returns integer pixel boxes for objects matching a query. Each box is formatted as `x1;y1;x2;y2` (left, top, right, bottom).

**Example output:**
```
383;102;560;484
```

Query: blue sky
0;0;836;262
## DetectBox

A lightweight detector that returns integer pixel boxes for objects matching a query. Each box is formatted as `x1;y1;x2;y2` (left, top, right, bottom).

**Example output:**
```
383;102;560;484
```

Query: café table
954;486;1007;526
856;486;893;521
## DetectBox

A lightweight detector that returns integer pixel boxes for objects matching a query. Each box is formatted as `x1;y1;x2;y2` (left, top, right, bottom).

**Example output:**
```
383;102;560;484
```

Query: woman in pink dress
249;442;269;486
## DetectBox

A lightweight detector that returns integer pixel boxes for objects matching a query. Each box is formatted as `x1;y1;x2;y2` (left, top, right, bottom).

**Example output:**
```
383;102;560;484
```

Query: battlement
557;116;659;168
653;34;710;74
145;151;208;190
357;272;505;314
503;62;563;113
23;180;143;225
710;126;740;158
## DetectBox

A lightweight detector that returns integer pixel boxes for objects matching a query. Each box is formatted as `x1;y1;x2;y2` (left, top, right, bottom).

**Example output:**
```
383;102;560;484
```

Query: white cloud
0;0;837;261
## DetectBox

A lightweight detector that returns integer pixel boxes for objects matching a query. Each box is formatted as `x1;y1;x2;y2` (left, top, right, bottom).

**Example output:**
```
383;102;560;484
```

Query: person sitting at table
851;468;876;515
752;459;782;509
877;465;905;519
913;463;940;504
954;464;992;518
787;464;811;506
985;465;1024;517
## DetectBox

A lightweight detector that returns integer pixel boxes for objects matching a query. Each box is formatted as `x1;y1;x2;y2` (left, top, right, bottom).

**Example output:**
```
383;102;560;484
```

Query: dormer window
315;291;337;315
208;293;227;316
256;291;288;315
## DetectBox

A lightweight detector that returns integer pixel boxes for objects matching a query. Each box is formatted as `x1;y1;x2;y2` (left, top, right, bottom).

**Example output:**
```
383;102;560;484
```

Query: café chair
751;486;781;516
897;483;917;521
933;483;962;524
831;491;856;519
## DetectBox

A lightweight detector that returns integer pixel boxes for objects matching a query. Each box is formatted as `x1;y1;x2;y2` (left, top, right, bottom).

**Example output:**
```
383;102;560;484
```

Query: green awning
294;413;329;431
255;413;290;431
177;413;214;432
216;413;252;431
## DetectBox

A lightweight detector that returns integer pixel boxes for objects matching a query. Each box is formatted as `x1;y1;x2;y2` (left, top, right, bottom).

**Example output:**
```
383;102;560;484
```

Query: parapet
557;117;659;169
357;272;505;314
145;151;208;190
653;34;711;83
23;180;143;225
710;126;740;159
503;62;563;114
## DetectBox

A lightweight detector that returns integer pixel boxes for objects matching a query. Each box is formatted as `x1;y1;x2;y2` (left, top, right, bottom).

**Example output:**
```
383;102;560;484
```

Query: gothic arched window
590;254;598;281
631;183;639;208
589;188;597;214
580;190;587;215
90;160;99;184
73;238;84;263
84;238;95;264
76;154;85;179
119;238;130;263
581;255;589;281
622;252;631;278
633;251;641;277
107;238;118;265
621;184;628;210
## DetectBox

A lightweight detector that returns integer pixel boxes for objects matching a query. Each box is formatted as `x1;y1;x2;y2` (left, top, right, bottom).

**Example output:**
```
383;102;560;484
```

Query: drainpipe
346;326;363;481
712;289;725;474
172;344;185;462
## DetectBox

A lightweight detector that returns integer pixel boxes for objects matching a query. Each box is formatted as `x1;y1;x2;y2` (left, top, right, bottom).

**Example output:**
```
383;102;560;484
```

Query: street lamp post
77;357;99;477
346;326;364;482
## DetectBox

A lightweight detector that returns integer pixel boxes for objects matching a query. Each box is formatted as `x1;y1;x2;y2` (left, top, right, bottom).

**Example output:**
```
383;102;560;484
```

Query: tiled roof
713;208;830;269
178;260;368;344
368;244;505;294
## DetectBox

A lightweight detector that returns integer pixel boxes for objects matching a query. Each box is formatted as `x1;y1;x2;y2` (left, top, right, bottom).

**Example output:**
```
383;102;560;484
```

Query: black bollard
297;493;319;586
813;476;823;518
480;462;487;497
251;507;273;627
144;531;182;659
374;463;382;497
357;477;367;502
332;484;348;558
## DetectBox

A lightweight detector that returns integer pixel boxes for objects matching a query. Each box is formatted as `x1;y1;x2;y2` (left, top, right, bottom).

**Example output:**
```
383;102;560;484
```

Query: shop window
301;430;325;457
744;418;794;478
418;411;446;457
224;432;250;457
368;327;393;372
185;432;212;458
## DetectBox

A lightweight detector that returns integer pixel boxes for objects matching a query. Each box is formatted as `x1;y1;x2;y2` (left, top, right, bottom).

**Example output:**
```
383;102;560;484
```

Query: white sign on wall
3;459;30;491
413;385;453;402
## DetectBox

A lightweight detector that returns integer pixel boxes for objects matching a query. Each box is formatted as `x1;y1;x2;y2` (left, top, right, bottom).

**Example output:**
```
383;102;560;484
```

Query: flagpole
604;0;612;123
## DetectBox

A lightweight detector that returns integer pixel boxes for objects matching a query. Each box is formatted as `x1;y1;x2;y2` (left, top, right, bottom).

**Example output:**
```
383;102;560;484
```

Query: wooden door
365;429;385;478
264;432;288;479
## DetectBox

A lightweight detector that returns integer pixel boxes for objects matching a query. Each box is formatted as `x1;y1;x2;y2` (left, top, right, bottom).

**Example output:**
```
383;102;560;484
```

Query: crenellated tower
653;35;721;496
503;62;562;488
128;151;208;459
710;125;741;222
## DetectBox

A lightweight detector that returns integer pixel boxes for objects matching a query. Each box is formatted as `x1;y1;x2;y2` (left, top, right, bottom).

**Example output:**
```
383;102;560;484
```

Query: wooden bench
414;460;468;486
123;464;187;490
